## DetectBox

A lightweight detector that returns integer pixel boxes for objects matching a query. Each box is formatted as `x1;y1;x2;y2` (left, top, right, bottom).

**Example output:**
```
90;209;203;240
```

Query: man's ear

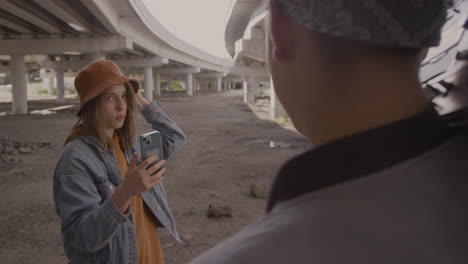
269;1;292;62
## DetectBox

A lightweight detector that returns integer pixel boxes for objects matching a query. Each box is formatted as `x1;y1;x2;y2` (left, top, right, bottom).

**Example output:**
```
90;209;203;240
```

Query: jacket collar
79;135;109;152
79;135;137;163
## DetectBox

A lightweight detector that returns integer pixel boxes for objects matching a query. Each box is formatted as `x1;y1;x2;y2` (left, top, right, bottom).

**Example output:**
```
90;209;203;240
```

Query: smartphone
138;131;163;173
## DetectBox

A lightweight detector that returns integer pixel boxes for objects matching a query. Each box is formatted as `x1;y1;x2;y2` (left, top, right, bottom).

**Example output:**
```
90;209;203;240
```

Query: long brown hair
65;82;138;151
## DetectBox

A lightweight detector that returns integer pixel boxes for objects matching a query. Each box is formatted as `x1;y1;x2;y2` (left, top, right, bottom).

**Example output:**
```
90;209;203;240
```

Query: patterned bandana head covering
274;0;452;48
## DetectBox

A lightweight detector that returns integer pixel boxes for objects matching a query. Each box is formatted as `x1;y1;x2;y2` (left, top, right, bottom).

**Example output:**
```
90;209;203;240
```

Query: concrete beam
229;65;269;78
0;17;32;34
41;56;168;71
89;52;106;61
126;49;145;57
124;68;144;75
113;56;169;68
0;35;133;55
40;59;88;71
235;38;266;62
0;0;61;33
196;72;228;79
0;63;47;73
31;0;89;33
80;0;119;34
225;76;245;82
157;66;200;75
53;1;109;35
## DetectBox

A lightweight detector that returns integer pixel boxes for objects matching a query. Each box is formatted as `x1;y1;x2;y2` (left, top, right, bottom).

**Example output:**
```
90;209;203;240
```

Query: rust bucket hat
74;60;139;116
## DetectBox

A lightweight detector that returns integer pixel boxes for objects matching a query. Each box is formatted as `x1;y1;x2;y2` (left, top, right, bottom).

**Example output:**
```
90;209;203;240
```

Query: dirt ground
0;89;311;264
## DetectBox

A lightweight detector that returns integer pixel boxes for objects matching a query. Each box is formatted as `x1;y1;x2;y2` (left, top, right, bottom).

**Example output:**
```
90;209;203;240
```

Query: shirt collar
267;106;453;212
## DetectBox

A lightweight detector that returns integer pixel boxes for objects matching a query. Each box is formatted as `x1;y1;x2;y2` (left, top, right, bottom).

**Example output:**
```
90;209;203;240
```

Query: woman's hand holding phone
112;152;166;214
123;152;166;196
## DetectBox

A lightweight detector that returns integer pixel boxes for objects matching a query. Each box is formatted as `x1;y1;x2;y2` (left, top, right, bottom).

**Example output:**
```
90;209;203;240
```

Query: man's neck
300;65;428;145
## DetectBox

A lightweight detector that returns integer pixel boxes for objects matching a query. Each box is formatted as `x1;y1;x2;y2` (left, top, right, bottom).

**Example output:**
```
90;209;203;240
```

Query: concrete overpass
225;0;286;119
225;0;468;119
0;0;234;114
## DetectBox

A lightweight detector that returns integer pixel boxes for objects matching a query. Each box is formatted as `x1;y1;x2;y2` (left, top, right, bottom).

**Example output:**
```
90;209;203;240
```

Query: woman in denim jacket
53;60;186;264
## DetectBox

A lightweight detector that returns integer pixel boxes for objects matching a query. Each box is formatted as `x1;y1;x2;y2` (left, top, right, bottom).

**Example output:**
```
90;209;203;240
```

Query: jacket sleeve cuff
103;196;129;224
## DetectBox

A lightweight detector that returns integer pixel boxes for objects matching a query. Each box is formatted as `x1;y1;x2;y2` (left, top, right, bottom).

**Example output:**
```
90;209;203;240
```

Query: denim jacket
53;101;187;264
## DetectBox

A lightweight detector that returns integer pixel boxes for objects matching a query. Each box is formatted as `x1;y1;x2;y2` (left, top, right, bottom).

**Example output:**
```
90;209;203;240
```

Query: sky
141;0;234;59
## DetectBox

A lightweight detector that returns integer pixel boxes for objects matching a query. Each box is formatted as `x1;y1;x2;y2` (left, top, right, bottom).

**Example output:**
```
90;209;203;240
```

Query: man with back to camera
190;0;468;263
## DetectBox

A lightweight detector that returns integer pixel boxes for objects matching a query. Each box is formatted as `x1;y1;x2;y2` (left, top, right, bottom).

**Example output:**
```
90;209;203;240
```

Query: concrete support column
143;66;154;101
270;77;287;119
48;76;55;95
186;73;193;96
216;77;222;92
243;80;248;103
154;72;161;97
246;76;256;104
56;69;65;103
11;55;27;114
193;77;198;91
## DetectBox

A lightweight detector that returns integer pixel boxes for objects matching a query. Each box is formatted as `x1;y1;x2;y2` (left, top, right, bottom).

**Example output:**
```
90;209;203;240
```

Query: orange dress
112;134;164;264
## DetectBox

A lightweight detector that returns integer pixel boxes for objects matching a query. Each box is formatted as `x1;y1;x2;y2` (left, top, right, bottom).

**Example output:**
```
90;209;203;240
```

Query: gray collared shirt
189;134;468;264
